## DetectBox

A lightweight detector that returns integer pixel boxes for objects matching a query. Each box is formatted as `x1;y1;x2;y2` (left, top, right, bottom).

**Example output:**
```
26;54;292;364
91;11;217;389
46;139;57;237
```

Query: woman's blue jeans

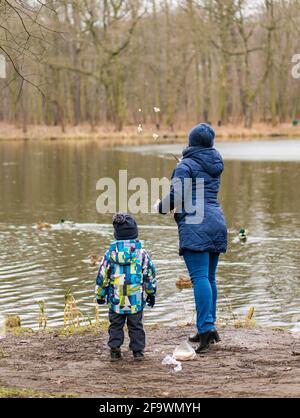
183;251;219;334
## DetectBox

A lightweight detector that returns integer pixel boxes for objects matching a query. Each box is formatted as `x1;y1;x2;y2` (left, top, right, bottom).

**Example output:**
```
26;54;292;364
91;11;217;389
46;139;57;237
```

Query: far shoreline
1;122;300;146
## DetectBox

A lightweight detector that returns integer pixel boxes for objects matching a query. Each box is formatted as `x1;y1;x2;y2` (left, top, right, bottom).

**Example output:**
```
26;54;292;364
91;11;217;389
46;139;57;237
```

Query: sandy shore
1;123;300;145
0;325;299;398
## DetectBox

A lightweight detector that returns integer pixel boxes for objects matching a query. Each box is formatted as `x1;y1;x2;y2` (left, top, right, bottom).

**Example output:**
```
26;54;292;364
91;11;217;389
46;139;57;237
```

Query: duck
59;219;75;229
239;228;248;242
176;274;192;290
37;221;52;230
88;254;102;266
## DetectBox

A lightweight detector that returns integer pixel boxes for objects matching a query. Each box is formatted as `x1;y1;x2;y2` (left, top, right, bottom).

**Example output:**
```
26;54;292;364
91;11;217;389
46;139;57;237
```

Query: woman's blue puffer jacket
159;145;227;255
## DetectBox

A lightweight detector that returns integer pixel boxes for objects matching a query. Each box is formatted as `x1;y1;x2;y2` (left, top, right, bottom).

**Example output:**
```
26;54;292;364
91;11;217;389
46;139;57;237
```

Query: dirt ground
0;326;299;398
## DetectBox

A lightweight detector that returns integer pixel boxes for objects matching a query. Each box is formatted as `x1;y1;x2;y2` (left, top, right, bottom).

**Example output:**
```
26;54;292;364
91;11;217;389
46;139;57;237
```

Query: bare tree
1;0;300;131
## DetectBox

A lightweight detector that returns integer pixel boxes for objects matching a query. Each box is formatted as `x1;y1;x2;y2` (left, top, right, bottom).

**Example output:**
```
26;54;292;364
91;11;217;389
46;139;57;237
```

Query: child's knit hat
112;213;138;240
188;123;215;148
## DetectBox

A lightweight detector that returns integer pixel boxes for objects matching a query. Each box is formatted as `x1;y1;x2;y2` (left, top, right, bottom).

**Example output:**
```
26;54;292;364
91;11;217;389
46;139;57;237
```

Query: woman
157;123;227;352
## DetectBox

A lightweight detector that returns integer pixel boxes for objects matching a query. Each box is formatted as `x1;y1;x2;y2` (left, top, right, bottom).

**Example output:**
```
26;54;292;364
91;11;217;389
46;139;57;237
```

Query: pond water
0;139;299;331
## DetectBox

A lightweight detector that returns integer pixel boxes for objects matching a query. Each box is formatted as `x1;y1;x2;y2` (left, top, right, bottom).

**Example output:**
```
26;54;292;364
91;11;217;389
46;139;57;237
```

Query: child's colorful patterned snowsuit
95;240;156;351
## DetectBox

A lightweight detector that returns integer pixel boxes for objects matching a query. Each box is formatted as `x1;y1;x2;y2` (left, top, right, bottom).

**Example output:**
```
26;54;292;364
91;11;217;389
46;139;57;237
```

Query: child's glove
96;297;106;305
146;294;155;308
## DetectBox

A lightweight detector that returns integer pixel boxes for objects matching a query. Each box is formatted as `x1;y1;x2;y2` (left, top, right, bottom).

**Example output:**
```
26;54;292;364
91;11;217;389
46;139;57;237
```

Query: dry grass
215;122;300;140
3;291;107;337
217;300;257;329
234;307;256;329
1;122;300;144
6;327;34;336
5;321;109;337
37;301;47;329
64;289;85;328
0;386;75;398
5;315;21;329
53;322;109;337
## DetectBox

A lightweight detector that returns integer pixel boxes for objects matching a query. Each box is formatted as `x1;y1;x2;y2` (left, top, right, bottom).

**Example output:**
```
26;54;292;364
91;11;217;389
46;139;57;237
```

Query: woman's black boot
195;331;212;353
209;329;221;344
189;333;201;343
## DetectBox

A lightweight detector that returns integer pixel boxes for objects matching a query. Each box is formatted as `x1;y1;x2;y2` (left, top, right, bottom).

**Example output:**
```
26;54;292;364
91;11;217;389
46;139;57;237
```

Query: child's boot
110;348;122;362
133;351;144;361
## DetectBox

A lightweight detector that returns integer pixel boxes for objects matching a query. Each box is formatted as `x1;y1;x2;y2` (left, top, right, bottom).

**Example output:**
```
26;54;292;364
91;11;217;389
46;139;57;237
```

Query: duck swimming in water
176;274;192;290
59;219;76;229
88;254;102;266
37;221;51;230
239;228;248;242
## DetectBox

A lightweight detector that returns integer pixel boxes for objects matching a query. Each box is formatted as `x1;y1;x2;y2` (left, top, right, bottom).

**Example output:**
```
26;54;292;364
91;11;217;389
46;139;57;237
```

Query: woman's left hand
153;199;161;213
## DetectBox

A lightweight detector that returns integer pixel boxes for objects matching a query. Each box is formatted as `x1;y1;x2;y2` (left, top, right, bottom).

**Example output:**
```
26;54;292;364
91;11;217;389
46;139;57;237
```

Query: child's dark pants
108;310;145;352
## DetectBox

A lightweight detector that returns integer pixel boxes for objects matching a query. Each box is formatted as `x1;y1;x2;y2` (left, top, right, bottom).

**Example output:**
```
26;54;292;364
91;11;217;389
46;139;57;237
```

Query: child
95;213;156;362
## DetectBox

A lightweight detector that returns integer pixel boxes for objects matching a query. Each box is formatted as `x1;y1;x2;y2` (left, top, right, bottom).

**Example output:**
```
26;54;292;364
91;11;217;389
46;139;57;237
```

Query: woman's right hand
153;199;161;213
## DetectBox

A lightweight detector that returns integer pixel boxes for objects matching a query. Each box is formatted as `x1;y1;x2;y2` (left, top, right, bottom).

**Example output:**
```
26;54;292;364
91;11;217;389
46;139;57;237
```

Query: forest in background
1;0;300;133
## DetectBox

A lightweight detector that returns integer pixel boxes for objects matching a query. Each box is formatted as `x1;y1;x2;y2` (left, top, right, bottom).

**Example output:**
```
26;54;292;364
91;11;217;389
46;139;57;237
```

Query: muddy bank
0;326;299;398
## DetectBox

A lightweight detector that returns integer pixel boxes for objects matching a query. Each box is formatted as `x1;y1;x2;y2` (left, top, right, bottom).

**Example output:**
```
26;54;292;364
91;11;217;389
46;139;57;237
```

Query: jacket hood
188;123;215;148
182;146;224;178
109;240;141;265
